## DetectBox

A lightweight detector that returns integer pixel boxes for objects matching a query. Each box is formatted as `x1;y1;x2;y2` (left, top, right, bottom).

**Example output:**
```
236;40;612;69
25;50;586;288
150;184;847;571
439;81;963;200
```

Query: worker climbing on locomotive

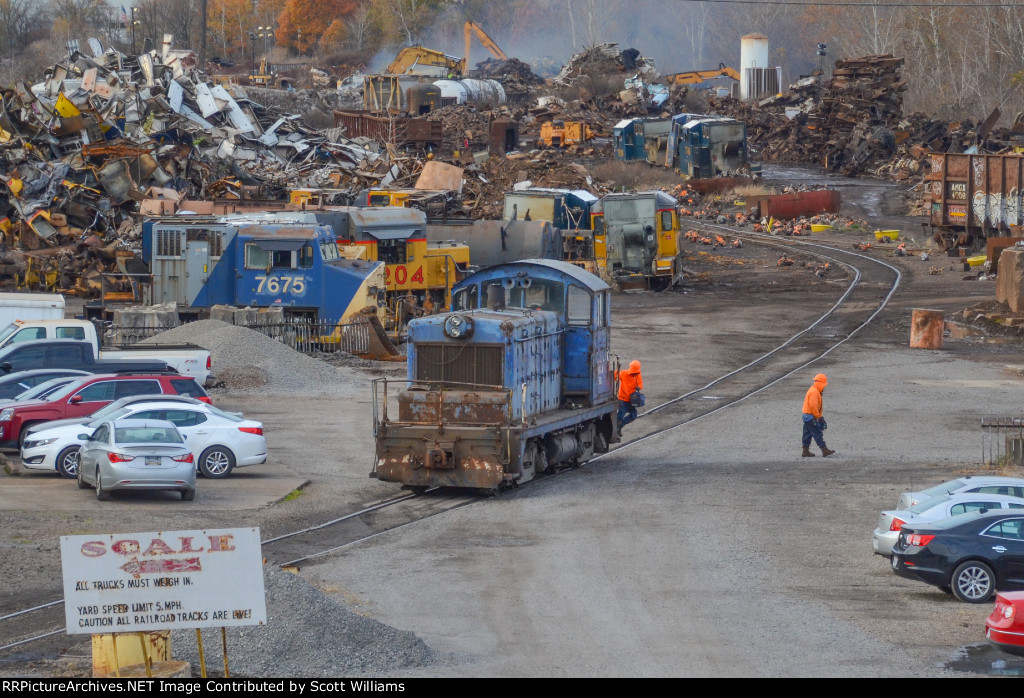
802;373;835;457
616;360;644;440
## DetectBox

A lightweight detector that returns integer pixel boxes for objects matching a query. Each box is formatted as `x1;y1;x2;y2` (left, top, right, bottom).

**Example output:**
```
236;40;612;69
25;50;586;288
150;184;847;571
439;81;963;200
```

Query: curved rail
0;232;901;655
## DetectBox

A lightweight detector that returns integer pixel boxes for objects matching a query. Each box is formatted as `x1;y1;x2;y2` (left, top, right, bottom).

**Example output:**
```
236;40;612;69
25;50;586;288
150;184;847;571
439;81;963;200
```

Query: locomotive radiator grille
415;343;503;387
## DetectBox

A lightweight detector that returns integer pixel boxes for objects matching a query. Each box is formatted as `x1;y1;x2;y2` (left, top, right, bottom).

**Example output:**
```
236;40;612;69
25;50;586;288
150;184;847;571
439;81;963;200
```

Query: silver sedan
77;418;196;501
873;492;1024;556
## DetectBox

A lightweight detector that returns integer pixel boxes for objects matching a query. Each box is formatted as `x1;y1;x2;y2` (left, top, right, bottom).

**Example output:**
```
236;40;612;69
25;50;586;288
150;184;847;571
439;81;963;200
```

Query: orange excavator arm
464;21;508;73
663;63;740;86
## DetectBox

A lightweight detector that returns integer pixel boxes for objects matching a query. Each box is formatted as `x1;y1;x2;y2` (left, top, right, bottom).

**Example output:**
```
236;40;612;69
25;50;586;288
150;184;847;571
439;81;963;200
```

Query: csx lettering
255;275;306;294
80;535;234;557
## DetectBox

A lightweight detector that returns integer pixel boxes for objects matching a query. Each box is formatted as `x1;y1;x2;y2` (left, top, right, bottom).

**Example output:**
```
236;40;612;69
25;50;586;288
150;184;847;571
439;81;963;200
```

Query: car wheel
56;446;81;479
181;488;195;502
951;560;995;603
95;468;109;501
199;446;235;479
18;423;40;450
77;464;88;490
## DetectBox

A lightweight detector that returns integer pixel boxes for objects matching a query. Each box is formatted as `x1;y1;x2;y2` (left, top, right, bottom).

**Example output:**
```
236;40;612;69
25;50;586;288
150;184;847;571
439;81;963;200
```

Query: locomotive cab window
453;285;478;310
299;244;314;269
320;241;340;262
567;285;591;325
510;279;564;315
377;239;407;264
660;210;673;231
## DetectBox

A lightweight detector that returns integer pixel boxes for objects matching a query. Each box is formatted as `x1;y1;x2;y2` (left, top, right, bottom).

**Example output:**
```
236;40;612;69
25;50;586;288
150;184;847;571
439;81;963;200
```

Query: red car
987;591;1024;657
0;374;209;449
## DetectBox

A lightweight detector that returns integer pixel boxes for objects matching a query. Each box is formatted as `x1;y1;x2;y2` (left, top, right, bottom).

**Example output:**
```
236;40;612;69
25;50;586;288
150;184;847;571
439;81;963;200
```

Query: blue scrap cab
671;116;753;178
371;259;618;491
613;118;646;161
143;215;384;323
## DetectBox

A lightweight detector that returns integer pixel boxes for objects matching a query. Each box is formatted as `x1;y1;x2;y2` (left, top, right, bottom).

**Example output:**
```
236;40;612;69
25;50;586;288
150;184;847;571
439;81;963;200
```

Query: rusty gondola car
927;152;1024;250
370;260;618;491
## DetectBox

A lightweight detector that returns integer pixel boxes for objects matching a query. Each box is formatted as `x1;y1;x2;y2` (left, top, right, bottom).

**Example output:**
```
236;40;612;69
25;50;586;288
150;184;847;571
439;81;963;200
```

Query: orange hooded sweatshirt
618;360;643;401
802;373;827;418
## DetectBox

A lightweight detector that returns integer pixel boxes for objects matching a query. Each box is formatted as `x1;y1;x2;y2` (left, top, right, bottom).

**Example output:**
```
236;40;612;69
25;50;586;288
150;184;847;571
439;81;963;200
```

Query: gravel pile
172;566;431;677
143;320;367;395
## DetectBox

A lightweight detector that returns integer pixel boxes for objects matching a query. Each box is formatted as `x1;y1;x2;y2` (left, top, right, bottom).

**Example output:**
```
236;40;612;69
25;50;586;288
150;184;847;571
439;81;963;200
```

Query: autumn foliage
276;0;360;53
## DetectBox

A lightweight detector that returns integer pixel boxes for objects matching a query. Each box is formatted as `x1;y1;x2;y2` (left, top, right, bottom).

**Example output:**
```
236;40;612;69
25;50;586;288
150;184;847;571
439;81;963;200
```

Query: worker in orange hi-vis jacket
802;373;835;458
616;360;644;440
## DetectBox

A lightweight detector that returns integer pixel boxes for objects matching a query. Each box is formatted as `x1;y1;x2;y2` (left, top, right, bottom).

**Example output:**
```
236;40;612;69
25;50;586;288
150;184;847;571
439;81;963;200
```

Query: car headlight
0;408;14;422
25;437;58;449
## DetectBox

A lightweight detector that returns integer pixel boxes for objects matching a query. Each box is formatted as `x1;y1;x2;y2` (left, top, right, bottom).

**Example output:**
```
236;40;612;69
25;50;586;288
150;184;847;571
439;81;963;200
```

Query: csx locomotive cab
371;260;618;491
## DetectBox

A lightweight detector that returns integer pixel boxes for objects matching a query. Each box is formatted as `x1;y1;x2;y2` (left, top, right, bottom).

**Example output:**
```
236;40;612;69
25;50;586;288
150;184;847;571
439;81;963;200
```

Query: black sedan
891;510;1024;603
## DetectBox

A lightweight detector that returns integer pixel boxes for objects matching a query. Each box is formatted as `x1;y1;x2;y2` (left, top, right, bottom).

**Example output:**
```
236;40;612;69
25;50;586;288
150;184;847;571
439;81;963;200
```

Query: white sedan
873;492;1024;556
22;400;266;479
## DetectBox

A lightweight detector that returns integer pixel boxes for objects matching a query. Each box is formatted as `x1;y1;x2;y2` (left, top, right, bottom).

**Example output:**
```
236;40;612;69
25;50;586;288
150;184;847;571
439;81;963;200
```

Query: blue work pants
618;400;638;429
802;414;826;448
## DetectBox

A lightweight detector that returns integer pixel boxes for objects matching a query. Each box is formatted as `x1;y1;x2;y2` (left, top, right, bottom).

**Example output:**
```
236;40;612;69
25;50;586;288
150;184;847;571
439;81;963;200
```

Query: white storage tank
433;79;506;108
740;33;780;101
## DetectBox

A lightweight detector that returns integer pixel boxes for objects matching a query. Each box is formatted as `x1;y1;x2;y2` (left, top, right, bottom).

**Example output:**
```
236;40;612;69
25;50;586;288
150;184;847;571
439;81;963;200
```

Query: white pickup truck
0;319;213;385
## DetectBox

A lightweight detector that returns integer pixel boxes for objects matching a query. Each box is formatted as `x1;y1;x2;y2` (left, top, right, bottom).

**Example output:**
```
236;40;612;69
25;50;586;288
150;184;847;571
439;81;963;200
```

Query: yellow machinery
250;58;277;87
539;121;594;148
365;188;465;219
386;46;463;77
600;191;681;291
337;208;470;313
662;64;740;86
463;21;507;72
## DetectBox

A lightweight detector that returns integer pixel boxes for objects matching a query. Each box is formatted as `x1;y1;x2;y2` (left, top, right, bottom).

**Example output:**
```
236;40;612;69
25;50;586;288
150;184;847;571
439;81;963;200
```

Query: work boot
802;446;815;457
820;445;836;457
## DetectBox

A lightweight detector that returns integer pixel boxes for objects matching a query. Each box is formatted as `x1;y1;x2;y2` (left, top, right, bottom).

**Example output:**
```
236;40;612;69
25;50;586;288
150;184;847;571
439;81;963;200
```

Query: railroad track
0;232;901;661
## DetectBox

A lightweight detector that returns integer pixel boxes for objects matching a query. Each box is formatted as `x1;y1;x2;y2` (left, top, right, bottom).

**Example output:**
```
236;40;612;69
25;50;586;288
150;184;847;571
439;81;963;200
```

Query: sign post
60;527;266;677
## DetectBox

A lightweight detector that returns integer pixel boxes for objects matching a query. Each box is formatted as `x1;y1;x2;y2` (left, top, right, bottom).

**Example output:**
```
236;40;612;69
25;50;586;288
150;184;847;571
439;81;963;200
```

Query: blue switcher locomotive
371;260;618;491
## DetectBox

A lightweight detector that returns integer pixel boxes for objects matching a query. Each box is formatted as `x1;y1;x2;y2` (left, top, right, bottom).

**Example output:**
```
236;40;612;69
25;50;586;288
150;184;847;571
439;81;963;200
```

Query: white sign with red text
60;527;266;634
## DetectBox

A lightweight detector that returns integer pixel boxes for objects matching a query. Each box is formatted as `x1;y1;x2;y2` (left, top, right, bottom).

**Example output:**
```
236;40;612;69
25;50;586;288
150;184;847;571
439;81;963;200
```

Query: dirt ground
3;166;1024;677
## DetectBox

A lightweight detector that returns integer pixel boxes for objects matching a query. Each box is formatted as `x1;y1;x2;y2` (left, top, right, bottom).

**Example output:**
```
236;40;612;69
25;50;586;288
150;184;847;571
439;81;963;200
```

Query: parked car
24;400;265;479
2;375;91;405
896;476;1024;509
23;394;205;437
0;373;210;450
77;418;196;501
0;339;171;376
891;510;1024;603
986;590;1024;657
873;493;1024;556
0;319;213;385
0;369;91;400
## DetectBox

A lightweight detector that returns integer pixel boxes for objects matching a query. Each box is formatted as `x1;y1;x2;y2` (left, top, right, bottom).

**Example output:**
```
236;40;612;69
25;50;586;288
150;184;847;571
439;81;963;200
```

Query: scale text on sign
80;534;235;558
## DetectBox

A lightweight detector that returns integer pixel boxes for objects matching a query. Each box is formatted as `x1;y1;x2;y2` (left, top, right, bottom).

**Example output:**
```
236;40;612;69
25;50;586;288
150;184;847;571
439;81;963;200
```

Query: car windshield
0;323;20;344
920;479;966;499
16;377;80;401
114;426;182;444
88;408;132;428
206;405;243;422
908;496;948;514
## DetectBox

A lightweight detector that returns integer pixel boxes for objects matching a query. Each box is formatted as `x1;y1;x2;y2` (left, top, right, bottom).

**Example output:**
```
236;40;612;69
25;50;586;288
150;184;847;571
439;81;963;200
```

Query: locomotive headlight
444;315;473;339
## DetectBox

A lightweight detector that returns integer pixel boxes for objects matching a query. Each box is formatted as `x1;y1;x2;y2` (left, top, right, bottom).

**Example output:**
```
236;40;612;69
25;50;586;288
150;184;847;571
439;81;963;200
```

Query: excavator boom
663;63;740;86
464;21;508;73
386;46;463;77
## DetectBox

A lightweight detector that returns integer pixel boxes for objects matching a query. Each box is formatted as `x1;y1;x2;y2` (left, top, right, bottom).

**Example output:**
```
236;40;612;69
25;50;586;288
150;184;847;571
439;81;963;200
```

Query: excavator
662;63;740;86
463;21;507;72
383;22;507;78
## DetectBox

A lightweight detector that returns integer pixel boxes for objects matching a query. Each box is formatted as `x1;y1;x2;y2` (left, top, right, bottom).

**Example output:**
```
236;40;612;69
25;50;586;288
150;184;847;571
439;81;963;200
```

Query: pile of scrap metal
0;35;400;295
553;44;657;88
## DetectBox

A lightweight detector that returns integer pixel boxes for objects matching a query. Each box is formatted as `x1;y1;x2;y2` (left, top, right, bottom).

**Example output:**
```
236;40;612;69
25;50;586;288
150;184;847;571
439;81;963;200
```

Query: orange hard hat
814;373;828;384
629;360;642;373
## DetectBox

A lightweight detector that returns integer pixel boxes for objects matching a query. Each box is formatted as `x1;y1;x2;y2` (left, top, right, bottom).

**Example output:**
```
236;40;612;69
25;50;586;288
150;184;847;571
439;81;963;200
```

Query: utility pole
199;0;207;68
